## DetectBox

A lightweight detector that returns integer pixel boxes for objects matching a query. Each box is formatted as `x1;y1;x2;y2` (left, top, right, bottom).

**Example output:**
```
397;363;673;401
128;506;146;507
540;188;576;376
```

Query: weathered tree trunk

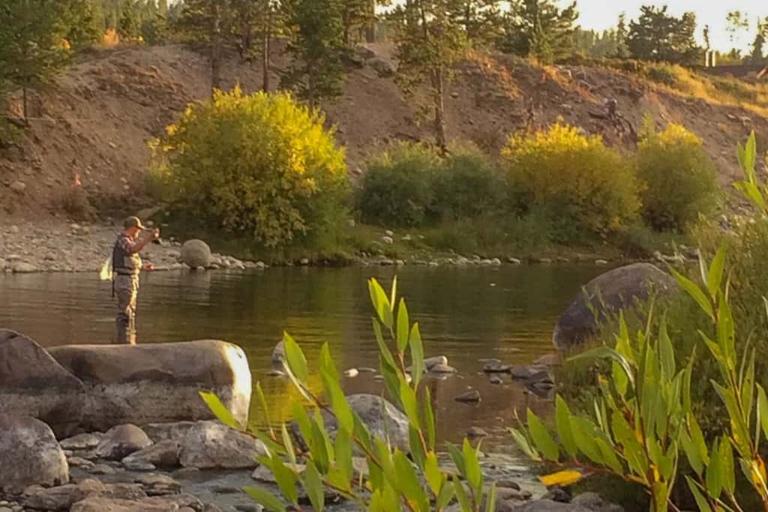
22;87;29;125
211;3;223;95
431;67;447;154
262;16;271;92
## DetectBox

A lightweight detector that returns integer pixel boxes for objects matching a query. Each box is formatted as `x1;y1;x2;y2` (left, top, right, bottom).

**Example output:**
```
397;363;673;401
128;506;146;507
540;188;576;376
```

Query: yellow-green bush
150;88;349;247
635;123;718;232
501;123;641;236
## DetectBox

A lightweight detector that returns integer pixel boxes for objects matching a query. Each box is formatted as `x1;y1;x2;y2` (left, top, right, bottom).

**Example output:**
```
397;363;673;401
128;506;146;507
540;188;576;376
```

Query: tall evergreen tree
500;0;578;63
750;17;768;64
627;5;700;65
615;12;629;58
175;0;229;93
389;0;466;152
0;0;97;122
340;0;376;45
281;0;346;104
450;0;502;47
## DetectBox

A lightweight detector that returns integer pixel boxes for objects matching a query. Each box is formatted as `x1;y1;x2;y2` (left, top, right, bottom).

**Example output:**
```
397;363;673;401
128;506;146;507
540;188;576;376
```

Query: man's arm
123;229;160;254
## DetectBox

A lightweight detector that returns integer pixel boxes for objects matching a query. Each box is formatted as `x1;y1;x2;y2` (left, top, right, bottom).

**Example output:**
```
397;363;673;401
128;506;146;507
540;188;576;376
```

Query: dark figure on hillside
112;216;159;344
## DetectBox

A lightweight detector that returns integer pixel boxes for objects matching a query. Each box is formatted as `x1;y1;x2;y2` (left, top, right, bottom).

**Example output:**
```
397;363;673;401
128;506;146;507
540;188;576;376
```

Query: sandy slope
1;42;766;220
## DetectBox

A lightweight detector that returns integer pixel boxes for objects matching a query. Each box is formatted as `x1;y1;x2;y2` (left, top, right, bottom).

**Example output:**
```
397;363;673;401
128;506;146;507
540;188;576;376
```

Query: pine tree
389;0;466;152
500;0;578;63
627;6;700;65
750;18;768;64
175;0;229;93
451;0;502;47
0;0;96;123
615;12;629;58
281;0;346;104
340;0;376;45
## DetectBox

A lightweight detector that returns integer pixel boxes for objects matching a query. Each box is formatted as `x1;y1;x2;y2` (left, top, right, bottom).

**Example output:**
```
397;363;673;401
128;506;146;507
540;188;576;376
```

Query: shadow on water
0;264;605;448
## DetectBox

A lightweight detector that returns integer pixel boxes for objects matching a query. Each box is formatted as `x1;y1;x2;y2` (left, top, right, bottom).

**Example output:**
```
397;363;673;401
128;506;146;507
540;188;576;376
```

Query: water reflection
0;264;605;446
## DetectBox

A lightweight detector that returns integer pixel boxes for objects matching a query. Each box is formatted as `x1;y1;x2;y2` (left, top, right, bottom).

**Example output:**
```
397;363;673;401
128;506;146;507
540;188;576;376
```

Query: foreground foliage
512;133;768;512
204;277;496;511
150;88;349;247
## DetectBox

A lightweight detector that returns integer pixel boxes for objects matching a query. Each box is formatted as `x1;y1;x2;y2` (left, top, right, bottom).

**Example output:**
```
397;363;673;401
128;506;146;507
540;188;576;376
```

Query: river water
0;264;605;448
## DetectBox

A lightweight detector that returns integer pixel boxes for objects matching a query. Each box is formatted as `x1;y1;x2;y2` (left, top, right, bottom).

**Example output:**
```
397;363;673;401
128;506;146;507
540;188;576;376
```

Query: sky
575;0;768;53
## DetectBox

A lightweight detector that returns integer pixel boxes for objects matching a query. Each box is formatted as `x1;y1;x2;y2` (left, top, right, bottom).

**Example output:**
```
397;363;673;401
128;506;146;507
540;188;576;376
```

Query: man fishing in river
111;216;159;344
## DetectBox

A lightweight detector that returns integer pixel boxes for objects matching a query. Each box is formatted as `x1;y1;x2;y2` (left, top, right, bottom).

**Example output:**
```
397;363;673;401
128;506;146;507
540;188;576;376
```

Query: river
0;264;605;448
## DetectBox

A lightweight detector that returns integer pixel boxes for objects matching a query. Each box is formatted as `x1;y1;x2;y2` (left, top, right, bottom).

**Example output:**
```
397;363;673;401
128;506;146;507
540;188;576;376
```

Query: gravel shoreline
0;221;263;274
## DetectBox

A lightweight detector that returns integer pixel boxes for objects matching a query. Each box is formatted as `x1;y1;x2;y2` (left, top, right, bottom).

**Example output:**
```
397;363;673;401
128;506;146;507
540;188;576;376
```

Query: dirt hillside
1;43;766;220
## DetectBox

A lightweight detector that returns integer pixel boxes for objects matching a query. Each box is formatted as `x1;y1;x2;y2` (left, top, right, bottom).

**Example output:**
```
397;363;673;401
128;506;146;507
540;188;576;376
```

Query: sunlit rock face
48;339;252;431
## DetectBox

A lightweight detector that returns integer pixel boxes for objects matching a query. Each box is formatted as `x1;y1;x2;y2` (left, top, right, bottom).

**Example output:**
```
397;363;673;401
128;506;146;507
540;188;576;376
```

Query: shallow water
0;264;605;447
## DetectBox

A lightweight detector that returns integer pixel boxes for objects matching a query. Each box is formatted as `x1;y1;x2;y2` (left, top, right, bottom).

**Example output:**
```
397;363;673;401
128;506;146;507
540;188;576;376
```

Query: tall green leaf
199;391;241;430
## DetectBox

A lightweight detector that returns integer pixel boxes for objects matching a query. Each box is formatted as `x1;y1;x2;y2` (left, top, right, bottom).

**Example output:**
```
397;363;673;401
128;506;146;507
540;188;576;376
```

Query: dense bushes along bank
150;90;721;263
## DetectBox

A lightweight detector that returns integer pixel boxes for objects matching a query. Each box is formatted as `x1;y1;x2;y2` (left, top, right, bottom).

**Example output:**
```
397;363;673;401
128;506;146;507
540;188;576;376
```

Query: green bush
431;146;506;221
150;87;349;247
358;142;440;227
635;123;719;232
501;123;641;236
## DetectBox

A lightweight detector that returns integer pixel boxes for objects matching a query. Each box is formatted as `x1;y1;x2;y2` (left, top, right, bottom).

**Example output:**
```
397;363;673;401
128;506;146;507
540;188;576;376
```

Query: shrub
501;123;641;236
150;88;349;247
432;146;506;221
357;142;440;227
635;123;719;232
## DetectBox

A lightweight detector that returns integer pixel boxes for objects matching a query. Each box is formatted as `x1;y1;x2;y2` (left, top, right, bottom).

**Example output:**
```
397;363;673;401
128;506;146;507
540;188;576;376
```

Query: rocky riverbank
0;221;265;274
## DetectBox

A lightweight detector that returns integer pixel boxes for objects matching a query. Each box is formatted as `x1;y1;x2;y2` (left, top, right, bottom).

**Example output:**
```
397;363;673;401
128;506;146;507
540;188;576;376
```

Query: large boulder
0;329;85;437
180;239;212;268
553;263;677;349
323;394;409;451
0;414;69;494
144;420;267;469
48;340;251;431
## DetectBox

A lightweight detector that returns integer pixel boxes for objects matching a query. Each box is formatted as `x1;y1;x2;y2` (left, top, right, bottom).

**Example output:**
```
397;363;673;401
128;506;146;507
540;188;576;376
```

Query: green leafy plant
150;87;349;248
511;132;768;512
202;277;495;511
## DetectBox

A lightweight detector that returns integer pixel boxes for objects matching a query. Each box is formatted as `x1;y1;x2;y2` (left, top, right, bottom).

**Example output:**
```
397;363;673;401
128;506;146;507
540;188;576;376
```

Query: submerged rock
0;414;69;494
454;390;481;403
122;440;180;470
48;340;251;431
553;263;677;349
0;329;86;438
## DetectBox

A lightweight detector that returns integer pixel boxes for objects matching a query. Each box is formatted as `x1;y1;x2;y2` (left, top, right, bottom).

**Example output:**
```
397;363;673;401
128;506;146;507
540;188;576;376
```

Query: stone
48;340;251;431
553;263;677;349
180;239;212;268
24;484;85;511
429;363;457;374
423;355;448;369
9;180;26;193
11;261;37;273
489;375;503;385
467;427;488;438
483;361;512;373
0;330;86;438
61;433;103;451
509;365;552;383
252;463;306;483
454;390;481;403
323;394;409;452
571;493;624;512
271;341;285;364
512;499;591;511
507;257;522;264
68;457;95;469
370;57;395;77
94;424;152;460
343;368;359;378
70;495;201;512
122;440;180;469
0;415;69;494
88;464;116;475
145;420;267;469
381;235;394;245
135;473;181;496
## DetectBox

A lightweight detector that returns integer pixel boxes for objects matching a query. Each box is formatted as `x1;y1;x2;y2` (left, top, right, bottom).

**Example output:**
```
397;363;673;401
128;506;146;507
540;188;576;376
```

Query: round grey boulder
94;424;153;460
553;263;677;350
323;394;409;451
0;414;70;494
181;239;212;268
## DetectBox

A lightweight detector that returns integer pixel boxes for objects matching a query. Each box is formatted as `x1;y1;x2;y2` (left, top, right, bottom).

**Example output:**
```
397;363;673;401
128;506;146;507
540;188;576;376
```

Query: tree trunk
22;87;29;125
262;10;271;92
211;3;223;95
431;67;446;154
